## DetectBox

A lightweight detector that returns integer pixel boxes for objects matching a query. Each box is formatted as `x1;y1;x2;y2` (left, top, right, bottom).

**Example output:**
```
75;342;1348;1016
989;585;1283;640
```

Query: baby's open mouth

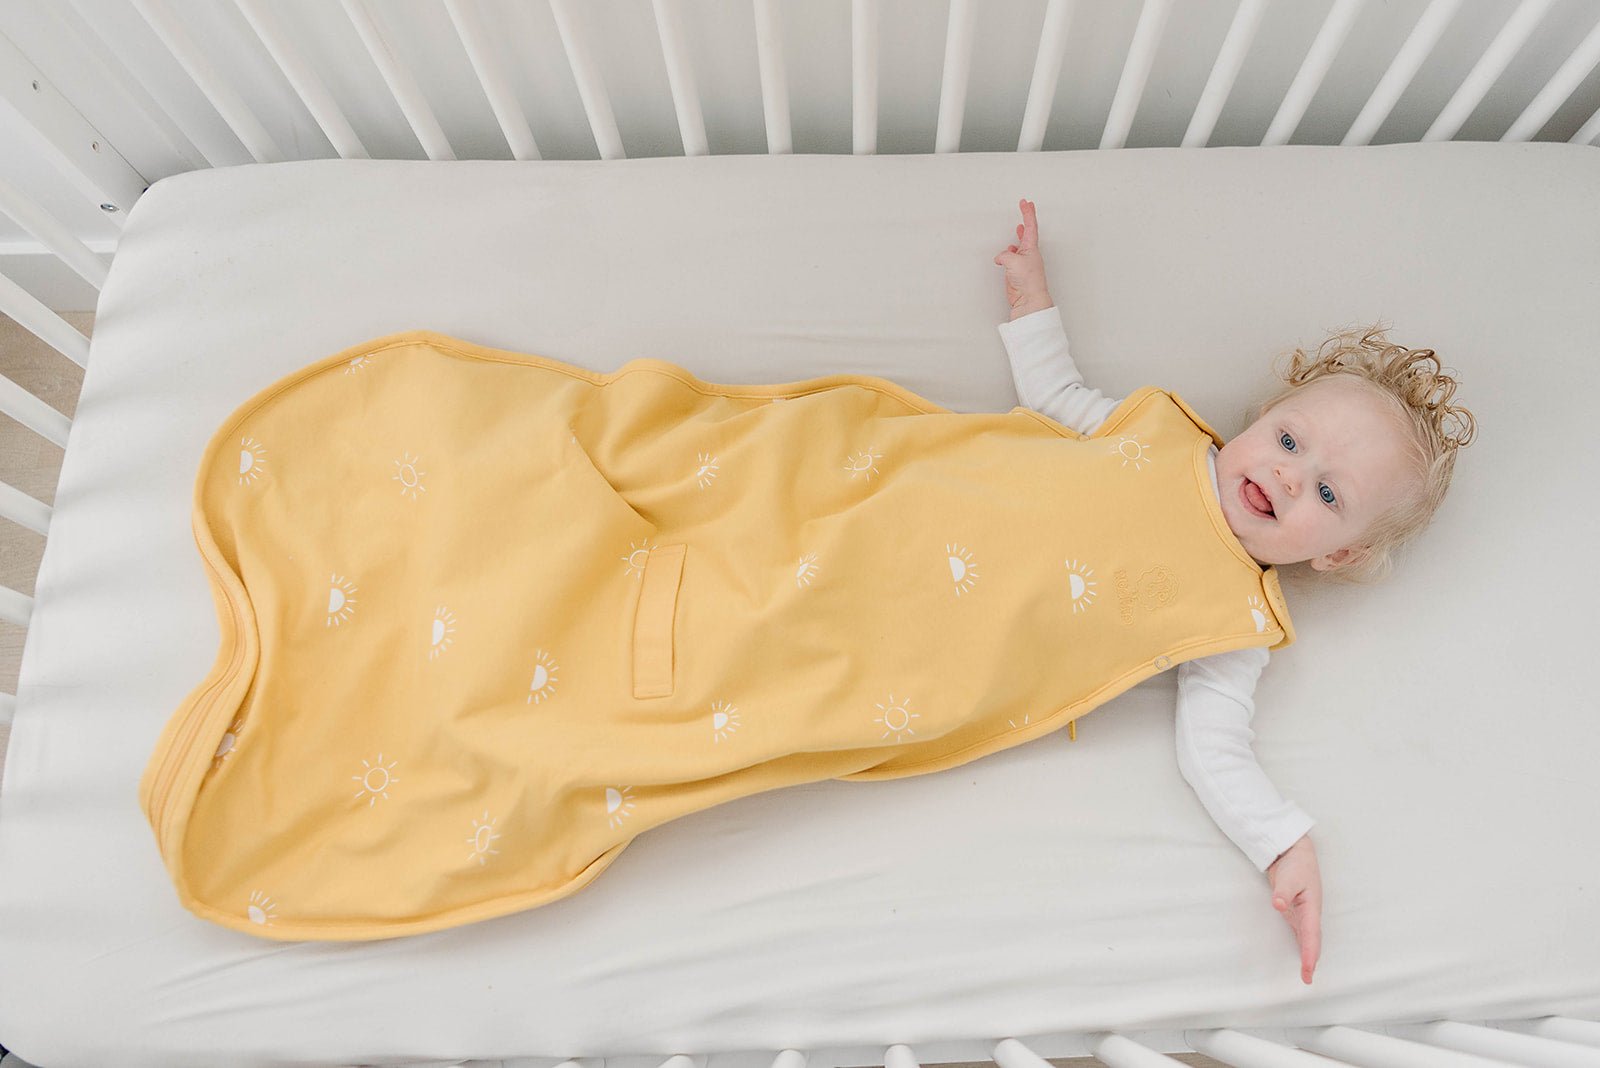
1242;478;1275;519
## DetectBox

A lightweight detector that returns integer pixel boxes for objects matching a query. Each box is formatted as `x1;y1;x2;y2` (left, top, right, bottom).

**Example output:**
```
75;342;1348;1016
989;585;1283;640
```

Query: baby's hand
1266;833;1323;984
993;198;1054;321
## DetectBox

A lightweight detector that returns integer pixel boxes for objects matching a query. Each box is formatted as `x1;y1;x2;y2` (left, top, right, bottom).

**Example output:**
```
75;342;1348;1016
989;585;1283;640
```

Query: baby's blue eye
1279;431;1338;508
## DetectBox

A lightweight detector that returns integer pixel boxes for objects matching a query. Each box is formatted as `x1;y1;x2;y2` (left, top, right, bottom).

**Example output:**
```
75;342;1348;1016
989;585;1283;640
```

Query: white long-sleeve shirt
997;305;1314;871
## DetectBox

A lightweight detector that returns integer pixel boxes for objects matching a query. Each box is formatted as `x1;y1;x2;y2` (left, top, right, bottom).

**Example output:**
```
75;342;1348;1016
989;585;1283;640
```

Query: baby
993;198;1476;985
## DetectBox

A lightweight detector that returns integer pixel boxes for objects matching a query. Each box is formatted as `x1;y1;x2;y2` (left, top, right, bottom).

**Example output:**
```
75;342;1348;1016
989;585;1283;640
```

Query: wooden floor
1;312;90;796
0;313;1234;1067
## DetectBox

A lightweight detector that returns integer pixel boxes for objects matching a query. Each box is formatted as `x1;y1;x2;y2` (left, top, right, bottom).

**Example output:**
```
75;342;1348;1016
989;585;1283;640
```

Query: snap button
1154;655;1171;670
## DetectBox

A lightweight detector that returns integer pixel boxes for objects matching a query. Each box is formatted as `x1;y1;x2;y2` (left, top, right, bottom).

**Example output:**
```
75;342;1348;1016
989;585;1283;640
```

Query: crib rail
523;1018;1600;1068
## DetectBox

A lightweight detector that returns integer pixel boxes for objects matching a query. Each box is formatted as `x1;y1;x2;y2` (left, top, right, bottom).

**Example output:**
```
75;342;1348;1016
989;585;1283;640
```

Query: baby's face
1214;376;1417;570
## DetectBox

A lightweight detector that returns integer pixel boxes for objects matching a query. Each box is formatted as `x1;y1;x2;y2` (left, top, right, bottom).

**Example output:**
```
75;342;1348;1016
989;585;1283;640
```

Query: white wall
4;0;1599;312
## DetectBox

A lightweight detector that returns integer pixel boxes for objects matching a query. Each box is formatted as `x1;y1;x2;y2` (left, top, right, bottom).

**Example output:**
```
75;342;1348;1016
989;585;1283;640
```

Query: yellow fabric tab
633;544;687;699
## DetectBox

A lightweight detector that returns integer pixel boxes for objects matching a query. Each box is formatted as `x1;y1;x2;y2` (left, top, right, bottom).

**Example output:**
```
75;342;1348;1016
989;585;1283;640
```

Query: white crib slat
884;1043;920;1068
651;0;709;157
444;0;541;161
0;24;146;220
1188;1026;1377;1067
1100;0;1173;150
1182;0;1268;148
1501;11;1600;142
1262;0;1366;146
340;0;455;160
754;0;793;154
935;0;978;153
0;369;73;448
0;478;52;537
1080;1033;1192;1066
850;0;877;155
1017;0;1075;153
0;584;34;628
656;1057;705;1068
56;0;208;178
1342;0;1465;146
549;0;626;160
1573;101;1600;144
232;0;371;160
0;272;90;377
993;1038;1052;1068
0;173;108;290
127;0;286;164
1423;0;1552;142
1388;1019;1600;1067
1496;1017;1600;1049
1291;1023;1523;1068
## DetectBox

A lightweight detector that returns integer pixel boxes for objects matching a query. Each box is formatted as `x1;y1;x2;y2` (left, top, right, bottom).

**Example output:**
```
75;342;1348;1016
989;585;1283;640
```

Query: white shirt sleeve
996;305;1120;435
1176;649;1316;871
998;304;1314;871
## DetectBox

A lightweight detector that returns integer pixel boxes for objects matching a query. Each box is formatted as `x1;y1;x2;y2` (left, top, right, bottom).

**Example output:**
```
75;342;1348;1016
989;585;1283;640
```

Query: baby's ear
1310;545;1364;571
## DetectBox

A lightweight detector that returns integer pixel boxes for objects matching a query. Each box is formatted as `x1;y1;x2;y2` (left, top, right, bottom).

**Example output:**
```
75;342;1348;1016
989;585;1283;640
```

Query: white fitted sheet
1;144;1596;1068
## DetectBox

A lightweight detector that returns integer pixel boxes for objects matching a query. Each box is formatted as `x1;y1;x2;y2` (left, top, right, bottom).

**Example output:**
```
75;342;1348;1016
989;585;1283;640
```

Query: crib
1;1;1598;1066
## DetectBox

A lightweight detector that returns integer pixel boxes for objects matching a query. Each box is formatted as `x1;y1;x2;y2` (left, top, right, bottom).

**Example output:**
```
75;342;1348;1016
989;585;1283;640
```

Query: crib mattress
1;144;1596;1067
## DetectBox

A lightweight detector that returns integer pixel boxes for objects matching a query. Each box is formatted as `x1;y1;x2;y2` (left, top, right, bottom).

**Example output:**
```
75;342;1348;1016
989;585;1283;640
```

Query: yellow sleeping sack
139;329;1294;941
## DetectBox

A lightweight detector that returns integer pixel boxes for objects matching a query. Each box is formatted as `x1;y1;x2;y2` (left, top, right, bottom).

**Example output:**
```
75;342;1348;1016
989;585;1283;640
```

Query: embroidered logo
1114;565;1179;625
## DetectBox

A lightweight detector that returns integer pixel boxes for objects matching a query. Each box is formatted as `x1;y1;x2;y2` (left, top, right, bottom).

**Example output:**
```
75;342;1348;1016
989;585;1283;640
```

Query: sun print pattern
1110;432;1153;471
239;437;267;486
352;753;399;807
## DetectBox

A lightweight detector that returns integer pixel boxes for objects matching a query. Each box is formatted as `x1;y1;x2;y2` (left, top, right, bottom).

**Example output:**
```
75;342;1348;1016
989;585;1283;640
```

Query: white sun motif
352;752;399;807
946;542;980;595
843;445;883;481
393;451;427;500
344;354;373;375
605;785;637;828
326;573;359;626
527;648;560;704
874;692;921;741
212;715;246;768
428;605;457;659
1247;595;1269;632
621;537;657;577
693;451;721;489
1064;558;1099;613
711;699;742;742
238;437;267;486
1110;432;1153;471
247;889;278;926
466;810;501;866
795;551;820;588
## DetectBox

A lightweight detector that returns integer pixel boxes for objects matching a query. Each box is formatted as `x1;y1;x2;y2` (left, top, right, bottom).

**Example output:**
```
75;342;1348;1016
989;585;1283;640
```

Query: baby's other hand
1266;833;1322;984
993;198;1054;320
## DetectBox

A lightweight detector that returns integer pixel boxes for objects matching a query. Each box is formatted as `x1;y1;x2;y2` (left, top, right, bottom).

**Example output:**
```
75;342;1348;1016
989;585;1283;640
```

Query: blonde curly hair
1245;320;1478;585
